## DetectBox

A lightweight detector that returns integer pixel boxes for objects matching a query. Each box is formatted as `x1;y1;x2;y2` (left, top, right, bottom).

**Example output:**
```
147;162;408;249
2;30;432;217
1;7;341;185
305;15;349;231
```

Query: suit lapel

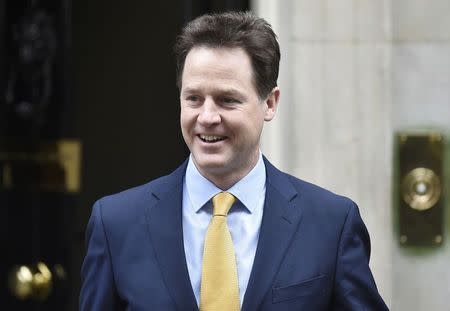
242;159;303;311
145;161;198;310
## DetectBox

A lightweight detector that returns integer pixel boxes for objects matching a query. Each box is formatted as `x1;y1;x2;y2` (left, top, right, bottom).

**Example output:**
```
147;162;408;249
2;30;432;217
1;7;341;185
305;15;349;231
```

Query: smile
199;134;226;143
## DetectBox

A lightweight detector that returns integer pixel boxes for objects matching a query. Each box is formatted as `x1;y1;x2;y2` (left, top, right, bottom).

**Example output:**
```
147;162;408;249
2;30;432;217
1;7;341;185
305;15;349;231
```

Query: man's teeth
200;135;225;142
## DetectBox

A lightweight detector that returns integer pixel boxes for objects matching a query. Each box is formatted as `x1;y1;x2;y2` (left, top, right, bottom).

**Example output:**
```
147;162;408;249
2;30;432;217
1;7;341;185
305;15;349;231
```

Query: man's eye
186;96;201;103
222;97;239;104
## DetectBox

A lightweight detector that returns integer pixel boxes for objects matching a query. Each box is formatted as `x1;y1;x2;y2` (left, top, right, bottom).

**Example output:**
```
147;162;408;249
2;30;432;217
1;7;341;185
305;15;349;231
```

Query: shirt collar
185;153;266;214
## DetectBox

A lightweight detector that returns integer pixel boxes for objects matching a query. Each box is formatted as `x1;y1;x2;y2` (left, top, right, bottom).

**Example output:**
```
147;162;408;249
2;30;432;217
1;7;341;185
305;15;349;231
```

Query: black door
1;1;248;310
1;0;76;310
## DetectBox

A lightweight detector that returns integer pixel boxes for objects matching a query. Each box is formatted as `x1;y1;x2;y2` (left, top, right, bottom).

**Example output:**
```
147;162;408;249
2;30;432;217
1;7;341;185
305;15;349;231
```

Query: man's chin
196;161;226;172
192;157;230;176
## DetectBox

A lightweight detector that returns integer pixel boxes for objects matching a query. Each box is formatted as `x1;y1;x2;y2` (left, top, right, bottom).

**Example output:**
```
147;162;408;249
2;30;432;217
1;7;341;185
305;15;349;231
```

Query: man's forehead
179;46;261;98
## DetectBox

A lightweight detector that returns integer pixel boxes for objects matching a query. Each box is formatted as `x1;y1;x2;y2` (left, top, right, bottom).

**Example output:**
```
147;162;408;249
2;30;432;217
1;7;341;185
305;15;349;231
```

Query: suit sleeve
79;200;120;310
332;202;389;310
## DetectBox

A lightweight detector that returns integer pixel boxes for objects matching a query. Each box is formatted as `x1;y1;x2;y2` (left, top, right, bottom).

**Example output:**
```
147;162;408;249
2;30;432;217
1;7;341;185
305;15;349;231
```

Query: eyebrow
182;87;244;97
180;87;198;95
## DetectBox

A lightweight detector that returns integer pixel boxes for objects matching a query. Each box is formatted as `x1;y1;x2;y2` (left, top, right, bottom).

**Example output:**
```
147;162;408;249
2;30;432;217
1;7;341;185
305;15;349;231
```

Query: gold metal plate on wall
402;167;442;211
397;131;444;247
0;140;82;193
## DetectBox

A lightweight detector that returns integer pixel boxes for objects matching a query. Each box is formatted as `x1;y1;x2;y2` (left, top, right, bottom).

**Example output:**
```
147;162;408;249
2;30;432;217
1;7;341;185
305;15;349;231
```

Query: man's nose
197;99;221;126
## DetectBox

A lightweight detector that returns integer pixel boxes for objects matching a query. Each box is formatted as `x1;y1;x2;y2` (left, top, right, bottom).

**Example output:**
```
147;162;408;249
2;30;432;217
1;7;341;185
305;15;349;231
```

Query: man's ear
264;87;280;121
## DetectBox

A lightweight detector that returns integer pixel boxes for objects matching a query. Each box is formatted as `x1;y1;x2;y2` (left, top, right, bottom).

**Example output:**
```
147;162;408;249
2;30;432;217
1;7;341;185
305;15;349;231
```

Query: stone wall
254;0;450;309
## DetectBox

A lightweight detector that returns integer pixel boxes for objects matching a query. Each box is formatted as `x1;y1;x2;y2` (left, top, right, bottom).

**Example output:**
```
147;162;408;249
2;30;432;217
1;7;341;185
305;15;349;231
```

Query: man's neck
193;153;261;190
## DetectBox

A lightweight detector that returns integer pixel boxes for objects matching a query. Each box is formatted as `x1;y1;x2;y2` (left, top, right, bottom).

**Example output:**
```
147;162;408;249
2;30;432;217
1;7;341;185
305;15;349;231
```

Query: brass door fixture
0;140;81;193
402;167;442;212
397;131;445;247
8;262;66;302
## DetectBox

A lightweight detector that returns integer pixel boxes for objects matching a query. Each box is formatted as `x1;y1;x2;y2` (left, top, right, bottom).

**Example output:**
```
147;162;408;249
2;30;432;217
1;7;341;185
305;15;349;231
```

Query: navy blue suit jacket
80;158;388;310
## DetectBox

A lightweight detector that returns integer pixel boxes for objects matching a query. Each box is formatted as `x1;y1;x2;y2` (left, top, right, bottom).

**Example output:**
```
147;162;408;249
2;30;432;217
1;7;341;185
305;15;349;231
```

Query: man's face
180;46;278;186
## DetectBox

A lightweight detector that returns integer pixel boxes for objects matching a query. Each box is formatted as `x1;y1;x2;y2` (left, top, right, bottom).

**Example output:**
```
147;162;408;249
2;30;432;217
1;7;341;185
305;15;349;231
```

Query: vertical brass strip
57;140;82;193
3;163;13;188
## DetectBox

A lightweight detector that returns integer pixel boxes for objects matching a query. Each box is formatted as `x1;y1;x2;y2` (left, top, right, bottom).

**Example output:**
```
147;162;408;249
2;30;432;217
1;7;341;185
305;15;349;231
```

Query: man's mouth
198;134;226;143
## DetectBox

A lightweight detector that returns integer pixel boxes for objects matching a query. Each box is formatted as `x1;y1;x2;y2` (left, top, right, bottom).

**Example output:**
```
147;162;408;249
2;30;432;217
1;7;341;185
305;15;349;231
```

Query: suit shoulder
94;173;176;224
99;174;171;205
283;171;356;215
91;160;187;226
264;157;354;213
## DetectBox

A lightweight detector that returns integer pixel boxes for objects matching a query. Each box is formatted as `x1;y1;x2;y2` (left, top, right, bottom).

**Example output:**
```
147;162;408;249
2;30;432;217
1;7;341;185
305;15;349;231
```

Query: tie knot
212;192;236;216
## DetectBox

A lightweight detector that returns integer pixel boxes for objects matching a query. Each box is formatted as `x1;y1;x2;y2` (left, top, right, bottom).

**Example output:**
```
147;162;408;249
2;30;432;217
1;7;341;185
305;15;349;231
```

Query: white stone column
252;0;295;171
252;0;393;307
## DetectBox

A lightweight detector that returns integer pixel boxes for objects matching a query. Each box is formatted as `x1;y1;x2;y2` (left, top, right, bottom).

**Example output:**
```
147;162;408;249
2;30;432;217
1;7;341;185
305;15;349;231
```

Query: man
80;11;388;310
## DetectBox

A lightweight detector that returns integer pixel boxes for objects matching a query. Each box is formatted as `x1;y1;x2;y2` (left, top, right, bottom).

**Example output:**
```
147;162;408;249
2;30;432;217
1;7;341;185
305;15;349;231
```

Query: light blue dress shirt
182;153;266;307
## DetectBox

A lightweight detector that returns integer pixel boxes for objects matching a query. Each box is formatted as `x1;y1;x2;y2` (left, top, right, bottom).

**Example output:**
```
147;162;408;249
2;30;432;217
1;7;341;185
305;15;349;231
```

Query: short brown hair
174;11;280;99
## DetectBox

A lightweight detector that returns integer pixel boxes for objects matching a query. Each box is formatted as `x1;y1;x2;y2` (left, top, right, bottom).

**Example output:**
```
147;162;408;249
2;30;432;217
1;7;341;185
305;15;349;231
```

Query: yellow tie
200;192;240;311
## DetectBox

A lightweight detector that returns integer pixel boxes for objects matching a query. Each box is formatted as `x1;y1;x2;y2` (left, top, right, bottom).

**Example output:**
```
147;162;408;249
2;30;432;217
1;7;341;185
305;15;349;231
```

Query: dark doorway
1;0;249;309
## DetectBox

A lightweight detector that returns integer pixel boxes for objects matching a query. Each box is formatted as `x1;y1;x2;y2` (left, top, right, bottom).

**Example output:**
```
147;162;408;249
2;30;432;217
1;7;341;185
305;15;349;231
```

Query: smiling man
80;12;388;311
180;46;278;190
